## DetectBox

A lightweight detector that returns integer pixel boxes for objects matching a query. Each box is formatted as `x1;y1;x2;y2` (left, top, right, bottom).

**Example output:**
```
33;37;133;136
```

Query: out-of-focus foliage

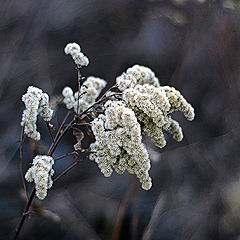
1;0;240;239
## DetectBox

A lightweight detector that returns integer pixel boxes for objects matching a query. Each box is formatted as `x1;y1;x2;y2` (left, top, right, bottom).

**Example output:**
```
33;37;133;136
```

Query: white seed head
116;65;160;91
64;42;89;66
21;86;53;140
90;100;152;190
25;155;55;200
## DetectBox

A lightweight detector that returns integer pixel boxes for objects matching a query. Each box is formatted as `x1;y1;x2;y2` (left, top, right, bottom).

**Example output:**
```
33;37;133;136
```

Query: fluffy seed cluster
62;76;106;114
123;84;194;148
116;65;160;91
21;86;53;141
64;42;89;66
89;100;152;190
89;65;195;190
25;155;55;200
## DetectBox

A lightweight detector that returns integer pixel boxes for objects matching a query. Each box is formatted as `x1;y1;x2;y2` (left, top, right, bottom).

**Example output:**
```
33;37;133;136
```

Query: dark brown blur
1;0;240;239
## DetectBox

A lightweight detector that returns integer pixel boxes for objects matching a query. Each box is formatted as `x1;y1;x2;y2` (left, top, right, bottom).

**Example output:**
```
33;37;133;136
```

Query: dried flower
21;86;53;141
62;76;106;114
89;64;195;190
89;100;152;190
116;65;160;91
25;155;55;200
122;83;194;147
64;42;89;66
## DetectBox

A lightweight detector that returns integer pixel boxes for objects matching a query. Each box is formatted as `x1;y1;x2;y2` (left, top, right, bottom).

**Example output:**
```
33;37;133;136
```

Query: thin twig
54;111;71;143
13;113;75;240
76;66;82;115
19;127;27;199
46;122;54;142
54;152;76;161
53;160;80;183
12;187;36;240
48;119;75;156
79;93;122;118
99;83;118;100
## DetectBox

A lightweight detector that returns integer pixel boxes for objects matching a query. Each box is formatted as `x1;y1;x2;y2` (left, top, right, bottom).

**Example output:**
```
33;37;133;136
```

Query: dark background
1;0;240;239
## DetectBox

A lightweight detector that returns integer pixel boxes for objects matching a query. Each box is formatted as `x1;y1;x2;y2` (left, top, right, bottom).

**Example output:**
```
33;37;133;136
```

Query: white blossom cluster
89;65;195;190
116;65;160;91
25;155;55;200
21;86;53;141
122;84;194;148
62;76;106;114
89;100;152;190
64;42;89;66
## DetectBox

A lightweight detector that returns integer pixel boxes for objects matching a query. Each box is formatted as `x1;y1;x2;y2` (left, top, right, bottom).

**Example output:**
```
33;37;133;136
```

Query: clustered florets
64;42;89;66
122;83;194;148
89;100;152;190
25;155;55;200
21;86;53;141
22;43;195;197
89;65;195;190
62;76;106;114
116;65;160;91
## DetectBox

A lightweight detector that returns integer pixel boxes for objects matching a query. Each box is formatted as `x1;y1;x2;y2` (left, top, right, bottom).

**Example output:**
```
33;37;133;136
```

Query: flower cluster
21;86;53;141
62;76;106;114
25;155;55;200
122;84;194;148
116;65;160;91
89;65;194;190
89;100;152;190
64;42;89;66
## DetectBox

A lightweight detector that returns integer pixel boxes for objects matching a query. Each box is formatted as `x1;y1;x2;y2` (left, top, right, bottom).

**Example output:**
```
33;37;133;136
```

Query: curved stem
12;187;35;240
19;127;27;199
13;117;75;239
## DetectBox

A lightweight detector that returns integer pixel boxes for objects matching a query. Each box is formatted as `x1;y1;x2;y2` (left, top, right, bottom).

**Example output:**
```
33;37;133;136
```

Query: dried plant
13;42;195;239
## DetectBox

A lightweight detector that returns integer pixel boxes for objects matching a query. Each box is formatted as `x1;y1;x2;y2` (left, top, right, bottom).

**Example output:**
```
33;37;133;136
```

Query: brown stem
48;119;74;155
54;152;76;161
53;160;80;183
46;122;54;142
79;93;122;118
76;66;82;115
13;115;75;240
19;127;27;200
48;111;71;153
12;187;36;240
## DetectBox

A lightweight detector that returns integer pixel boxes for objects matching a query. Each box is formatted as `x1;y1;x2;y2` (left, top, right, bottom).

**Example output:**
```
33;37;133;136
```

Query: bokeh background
1;0;240;239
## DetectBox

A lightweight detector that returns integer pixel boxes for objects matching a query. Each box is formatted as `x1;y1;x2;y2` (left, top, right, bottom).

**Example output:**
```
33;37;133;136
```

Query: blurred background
1;0;240;239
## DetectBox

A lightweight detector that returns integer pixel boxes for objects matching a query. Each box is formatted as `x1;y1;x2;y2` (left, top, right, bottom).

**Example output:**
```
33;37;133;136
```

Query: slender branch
99;83;118;100
76;66;82;115
53;159;80;183
19;127;27;199
50;111;71;150
79;93;122;118
54;152;76;161
48;119;75;156
13;114;75;240
12;187;36;240
45;122;54;142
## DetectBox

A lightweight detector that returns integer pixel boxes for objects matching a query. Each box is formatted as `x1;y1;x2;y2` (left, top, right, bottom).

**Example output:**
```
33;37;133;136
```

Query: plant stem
19;127;27;199
54;152;76;161
12;187;35;240
53;160;80;183
13;116;75;240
